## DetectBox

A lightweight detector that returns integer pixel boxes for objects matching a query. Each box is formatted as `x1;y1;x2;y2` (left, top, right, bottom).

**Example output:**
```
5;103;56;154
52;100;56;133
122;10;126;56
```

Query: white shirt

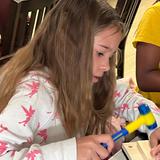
0;71;159;159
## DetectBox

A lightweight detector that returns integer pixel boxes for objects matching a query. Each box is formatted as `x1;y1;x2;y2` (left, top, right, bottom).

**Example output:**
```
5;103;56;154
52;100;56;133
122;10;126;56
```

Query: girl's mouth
92;76;100;83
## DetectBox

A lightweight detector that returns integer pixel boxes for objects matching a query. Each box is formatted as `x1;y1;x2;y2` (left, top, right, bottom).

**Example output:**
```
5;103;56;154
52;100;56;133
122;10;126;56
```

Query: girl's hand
150;145;160;159
150;127;160;159
77;134;114;160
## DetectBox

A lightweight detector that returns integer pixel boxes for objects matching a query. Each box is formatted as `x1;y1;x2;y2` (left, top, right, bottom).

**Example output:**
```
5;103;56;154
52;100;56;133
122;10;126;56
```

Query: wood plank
137;141;153;160
122;140;154;160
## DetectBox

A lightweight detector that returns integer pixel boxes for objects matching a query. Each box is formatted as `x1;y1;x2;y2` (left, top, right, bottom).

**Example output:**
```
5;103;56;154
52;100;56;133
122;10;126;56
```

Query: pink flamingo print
25;149;41;160
114;90;121;98
37;129;48;144
119;103;129;113
26;81;40;98
0;140;8;155
19;105;35;126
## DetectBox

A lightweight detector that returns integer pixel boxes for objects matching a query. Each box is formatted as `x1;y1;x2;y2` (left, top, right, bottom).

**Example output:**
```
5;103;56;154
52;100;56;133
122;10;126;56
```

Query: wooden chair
115;0;141;78
1;0;54;56
0;54;14;67
0;0;12;57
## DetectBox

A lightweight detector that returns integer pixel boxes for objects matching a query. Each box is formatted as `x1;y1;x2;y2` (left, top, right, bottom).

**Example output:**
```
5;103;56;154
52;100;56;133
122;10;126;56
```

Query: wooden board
122;140;154;160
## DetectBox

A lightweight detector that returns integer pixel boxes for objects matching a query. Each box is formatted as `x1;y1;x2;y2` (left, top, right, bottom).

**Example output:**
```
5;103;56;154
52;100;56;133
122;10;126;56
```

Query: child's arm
114;77;160;136
0;76;77;160
0;74;114;160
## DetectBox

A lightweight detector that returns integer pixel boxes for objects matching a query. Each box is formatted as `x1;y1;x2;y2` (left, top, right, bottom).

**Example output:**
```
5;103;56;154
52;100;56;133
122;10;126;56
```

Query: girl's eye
97;52;104;57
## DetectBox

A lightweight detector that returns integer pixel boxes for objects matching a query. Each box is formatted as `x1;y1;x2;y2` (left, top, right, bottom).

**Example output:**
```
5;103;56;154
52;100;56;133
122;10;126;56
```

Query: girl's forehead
94;27;122;51
94;28;122;45
96;26;121;37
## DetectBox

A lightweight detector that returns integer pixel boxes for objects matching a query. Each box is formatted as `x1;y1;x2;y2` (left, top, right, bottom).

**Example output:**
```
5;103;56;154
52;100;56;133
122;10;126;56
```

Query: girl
0;0;160;159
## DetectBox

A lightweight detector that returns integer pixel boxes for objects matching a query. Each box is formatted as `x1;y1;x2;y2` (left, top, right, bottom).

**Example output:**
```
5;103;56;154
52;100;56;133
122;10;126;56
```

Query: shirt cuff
40;137;77;160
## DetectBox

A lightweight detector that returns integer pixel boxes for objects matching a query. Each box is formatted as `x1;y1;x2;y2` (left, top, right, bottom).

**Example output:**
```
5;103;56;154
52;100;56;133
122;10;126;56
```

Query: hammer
101;104;158;148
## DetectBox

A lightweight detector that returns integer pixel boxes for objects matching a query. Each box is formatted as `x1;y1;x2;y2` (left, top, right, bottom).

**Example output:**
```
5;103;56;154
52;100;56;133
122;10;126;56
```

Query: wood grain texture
122;140;154;160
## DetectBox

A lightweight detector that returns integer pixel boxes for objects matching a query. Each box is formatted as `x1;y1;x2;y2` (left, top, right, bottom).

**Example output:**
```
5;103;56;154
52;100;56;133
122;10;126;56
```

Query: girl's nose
99;63;110;72
100;59;110;72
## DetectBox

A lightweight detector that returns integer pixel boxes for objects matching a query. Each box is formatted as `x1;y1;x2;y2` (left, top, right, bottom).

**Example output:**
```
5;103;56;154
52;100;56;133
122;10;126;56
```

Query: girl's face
92;26;122;83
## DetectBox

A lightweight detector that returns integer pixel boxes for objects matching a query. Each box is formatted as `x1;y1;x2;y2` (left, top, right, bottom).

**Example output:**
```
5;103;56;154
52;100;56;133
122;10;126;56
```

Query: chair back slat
16;10;28;47
115;0;141;78
35;9;44;30
1;0;53;56
28;11;37;39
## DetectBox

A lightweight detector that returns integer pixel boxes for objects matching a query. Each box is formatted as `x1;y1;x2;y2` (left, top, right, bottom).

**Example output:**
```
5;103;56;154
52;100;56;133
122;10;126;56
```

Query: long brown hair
0;0;124;137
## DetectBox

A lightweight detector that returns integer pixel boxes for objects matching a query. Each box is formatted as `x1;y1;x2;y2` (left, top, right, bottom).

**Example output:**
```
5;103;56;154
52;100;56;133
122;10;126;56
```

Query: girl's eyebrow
99;44;114;52
99;44;110;49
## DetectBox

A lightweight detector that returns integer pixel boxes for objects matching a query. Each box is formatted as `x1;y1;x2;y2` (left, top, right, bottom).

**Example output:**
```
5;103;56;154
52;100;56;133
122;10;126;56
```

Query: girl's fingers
95;142;110;159
150;137;158;148
77;135;114;160
91;134;114;159
151;145;160;157
96;134;114;153
92;151;103;160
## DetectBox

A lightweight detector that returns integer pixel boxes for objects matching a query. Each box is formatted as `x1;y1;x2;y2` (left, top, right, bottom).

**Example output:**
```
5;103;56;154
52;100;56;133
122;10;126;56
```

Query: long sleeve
114;78;160;136
0;72;77;160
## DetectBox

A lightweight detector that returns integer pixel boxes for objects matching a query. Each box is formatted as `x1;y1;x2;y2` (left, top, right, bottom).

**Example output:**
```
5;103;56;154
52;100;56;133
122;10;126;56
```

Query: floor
108;0;155;82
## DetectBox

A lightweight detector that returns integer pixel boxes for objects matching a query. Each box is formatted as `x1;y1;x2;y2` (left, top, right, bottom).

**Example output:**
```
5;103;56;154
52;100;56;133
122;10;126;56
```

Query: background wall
108;0;155;82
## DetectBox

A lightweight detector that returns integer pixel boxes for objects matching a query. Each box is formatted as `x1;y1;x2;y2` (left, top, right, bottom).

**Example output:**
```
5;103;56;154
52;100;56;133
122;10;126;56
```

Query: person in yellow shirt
133;0;160;107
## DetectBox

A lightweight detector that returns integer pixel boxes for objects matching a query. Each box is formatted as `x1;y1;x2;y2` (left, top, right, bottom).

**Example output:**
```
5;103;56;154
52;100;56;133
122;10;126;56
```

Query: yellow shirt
133;2;160;106
133;2;160;47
